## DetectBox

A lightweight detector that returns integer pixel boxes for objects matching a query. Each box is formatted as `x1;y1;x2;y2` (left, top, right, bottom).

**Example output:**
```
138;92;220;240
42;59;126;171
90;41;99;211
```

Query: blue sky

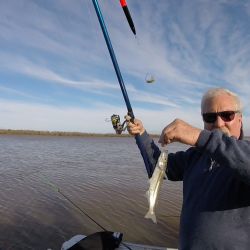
0;0;250;134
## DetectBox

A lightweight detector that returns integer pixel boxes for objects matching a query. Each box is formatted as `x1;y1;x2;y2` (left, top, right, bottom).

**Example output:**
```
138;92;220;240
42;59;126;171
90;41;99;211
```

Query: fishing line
118;0;155;83
4;170;179;249
3;167;134;249
7;169;181;220
127;7;156;84
37;173;133;250
1;167;108;232
37;173;107;231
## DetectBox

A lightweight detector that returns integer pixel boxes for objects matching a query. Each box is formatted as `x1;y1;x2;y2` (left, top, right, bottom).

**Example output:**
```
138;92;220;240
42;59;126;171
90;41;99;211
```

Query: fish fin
145;211;157;224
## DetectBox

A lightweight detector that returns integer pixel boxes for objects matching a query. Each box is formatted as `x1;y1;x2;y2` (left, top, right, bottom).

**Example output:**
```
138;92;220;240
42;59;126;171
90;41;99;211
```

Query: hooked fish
145;150;168;223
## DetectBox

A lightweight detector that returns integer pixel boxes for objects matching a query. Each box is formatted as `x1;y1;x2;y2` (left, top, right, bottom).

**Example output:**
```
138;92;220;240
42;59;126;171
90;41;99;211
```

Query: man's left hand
158;119;202;146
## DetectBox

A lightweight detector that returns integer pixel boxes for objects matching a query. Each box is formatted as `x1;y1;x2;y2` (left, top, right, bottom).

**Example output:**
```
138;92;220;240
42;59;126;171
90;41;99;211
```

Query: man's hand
126;117;145;136
158;119;202;146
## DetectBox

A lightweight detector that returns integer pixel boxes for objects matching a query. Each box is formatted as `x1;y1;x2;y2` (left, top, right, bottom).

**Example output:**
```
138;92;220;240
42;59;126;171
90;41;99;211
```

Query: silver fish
145;150;168;223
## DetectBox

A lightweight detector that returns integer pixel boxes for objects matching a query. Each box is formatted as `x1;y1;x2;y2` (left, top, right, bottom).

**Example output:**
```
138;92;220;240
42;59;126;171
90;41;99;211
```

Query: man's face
202;93;242;139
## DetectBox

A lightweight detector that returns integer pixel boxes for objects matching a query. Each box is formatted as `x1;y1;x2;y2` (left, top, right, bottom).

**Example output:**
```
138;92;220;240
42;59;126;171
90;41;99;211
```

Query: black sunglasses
202;111;240;123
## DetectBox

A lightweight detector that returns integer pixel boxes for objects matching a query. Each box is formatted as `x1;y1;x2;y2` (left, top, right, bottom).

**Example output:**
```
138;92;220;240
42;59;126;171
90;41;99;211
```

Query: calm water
0;135;189;250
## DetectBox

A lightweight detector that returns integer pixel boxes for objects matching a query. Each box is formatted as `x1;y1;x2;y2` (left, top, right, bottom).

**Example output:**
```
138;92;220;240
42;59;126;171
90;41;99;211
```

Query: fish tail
145;210;157;224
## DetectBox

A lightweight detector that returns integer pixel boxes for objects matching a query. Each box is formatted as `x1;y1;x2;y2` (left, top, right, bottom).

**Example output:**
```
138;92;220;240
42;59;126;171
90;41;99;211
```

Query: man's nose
213;115;225;127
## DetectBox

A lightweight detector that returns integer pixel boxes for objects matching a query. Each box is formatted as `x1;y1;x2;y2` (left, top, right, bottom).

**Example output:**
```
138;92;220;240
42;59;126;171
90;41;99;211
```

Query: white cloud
0;0;250;134
0;99;120;133
0;95;250;136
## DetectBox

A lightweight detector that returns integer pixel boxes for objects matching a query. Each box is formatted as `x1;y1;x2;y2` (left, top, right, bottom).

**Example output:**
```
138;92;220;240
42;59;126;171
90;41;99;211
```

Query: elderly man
127;88;250;250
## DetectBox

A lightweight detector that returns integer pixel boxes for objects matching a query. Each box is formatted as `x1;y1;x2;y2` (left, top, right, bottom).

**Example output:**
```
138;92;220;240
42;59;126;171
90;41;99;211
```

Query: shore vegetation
0;129;161;138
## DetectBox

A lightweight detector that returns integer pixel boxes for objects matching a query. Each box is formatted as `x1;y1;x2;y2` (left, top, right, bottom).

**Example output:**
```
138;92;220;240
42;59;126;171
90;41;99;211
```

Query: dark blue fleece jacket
136;129;250;250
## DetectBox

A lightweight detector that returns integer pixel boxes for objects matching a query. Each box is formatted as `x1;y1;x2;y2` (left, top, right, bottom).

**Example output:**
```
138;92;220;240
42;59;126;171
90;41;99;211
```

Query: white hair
201;88;242;113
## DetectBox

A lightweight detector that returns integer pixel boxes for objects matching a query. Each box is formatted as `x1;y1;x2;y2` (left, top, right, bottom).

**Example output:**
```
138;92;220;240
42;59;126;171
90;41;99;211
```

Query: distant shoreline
0;129;160;138
0;129;248;140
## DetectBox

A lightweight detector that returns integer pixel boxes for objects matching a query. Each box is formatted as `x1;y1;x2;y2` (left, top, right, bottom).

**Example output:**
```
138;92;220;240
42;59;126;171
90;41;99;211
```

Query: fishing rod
92;0;133;119
92;0;153;177
119;0;136;35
